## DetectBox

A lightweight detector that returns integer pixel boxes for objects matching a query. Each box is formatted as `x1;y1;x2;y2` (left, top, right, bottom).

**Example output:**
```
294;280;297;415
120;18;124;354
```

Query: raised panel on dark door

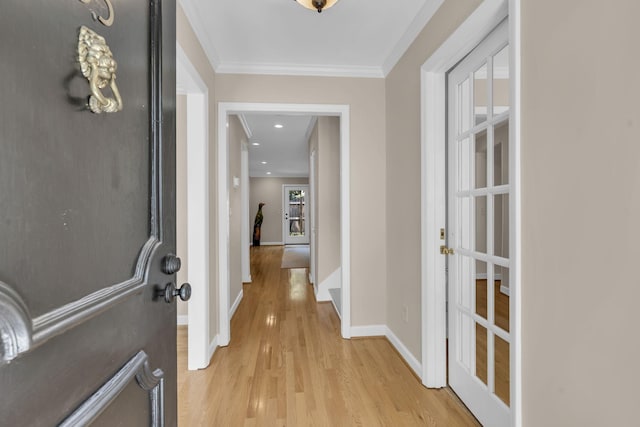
0;0;178;425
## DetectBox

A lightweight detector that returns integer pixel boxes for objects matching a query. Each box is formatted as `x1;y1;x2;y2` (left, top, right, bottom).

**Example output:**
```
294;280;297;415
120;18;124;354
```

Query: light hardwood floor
177;246;479;426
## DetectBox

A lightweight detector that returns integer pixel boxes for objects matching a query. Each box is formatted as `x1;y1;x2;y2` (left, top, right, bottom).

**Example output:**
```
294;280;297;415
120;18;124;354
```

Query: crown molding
381;0;445;76
215;62;385;79
178;0;221;71
304;117;318;143
237;114;253;139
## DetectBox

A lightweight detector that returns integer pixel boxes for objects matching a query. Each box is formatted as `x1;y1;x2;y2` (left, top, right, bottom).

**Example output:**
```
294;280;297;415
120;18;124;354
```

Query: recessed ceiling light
261;161;267;164
274;124;284;129
251;142;260;146
266;172;272;175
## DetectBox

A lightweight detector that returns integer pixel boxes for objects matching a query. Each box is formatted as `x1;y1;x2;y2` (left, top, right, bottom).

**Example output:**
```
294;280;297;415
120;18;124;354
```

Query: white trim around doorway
419;0;521;426
217;103;352;342
177;43;211;371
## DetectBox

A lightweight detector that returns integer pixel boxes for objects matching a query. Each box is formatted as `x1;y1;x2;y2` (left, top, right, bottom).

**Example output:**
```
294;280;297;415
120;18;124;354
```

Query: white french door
283;185;309;245
446;20;512;427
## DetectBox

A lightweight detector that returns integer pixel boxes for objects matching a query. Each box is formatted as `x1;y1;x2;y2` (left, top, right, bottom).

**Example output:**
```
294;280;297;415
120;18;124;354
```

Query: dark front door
0;0;179;425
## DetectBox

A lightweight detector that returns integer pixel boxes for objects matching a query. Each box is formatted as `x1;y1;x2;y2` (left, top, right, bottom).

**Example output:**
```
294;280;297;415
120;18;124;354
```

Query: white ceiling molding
176;42;208;94
237;114;253;139
215;62;385;79
304;117;318;144
381;0;445;76
179;0;221;70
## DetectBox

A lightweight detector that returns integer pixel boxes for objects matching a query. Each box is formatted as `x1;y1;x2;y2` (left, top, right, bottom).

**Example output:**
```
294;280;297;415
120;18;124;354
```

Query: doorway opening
219;103;352;344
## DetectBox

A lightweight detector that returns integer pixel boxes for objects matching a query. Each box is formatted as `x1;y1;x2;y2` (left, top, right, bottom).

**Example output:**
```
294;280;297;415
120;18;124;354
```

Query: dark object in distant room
253;202;265;246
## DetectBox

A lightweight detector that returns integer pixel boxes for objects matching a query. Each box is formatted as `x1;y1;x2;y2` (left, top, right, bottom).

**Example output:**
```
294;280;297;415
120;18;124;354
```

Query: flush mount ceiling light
294;0;339;13
274;124;284;129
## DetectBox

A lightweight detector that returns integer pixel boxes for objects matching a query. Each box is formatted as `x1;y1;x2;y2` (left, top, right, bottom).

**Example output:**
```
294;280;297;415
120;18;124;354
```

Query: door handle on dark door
158;282;191;303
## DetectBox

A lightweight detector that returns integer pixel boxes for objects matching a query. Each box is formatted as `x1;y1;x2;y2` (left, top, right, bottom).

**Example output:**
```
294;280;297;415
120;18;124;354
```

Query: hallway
177;246;478;426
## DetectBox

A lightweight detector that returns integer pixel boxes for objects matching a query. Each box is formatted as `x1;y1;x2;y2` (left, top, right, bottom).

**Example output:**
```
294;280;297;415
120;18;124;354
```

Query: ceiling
179;0;444;78
241;114;315;178
181;0;446;177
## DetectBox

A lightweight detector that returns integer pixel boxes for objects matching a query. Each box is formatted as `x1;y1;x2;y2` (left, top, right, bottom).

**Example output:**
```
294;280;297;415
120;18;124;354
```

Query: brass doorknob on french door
159;282;191;304
162;254;182;275
440;245;454;255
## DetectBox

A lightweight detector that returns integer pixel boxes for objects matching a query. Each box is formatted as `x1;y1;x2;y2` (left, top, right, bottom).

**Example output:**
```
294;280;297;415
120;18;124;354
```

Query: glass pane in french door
474;62;488;125
288;189;305;238
495;334;510;405
493;45;510;116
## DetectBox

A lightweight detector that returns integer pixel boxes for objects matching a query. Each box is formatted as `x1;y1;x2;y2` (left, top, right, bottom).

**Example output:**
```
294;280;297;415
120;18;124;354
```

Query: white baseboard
242;275;252;283
177;314;188;326
351;325;386;337
230;289;244;319
316;267;341;302
500;285;510;296
190;334;219;371
350;325;422;379
208;335;219;363
385;327;422;378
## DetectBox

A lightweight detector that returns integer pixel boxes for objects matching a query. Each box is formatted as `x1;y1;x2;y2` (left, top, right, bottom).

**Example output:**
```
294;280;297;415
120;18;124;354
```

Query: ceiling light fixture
274;124;284;129
261;161;267;164
294;0;338;13
251;142;260;146
266;172;272;175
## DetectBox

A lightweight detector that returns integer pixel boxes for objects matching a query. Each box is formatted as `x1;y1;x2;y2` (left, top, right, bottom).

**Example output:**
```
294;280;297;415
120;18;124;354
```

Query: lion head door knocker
78;26;122;113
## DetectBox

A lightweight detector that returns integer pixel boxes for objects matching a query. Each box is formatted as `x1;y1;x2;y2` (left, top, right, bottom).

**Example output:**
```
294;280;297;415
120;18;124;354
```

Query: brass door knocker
79;0;114;27
78;26;123;113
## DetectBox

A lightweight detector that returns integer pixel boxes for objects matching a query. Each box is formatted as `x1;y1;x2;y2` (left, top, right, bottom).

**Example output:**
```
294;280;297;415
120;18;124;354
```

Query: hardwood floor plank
178;246;479;426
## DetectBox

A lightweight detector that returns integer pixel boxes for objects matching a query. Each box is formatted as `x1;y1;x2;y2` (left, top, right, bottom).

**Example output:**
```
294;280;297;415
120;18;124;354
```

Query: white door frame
309;149;317;287
420;0;522;426
282;184;310;245
240;141;251;283
177;43;211;370
218;103;352;343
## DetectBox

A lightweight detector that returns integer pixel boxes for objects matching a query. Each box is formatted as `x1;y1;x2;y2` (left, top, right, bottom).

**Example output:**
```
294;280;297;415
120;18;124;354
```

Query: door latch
440;245;454;255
